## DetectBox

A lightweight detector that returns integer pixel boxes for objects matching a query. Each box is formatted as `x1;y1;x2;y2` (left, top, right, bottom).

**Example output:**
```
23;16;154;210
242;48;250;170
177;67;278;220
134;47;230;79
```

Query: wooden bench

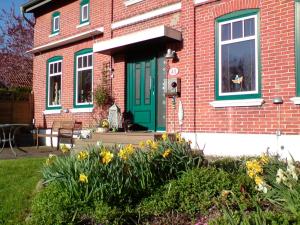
36;120;81;150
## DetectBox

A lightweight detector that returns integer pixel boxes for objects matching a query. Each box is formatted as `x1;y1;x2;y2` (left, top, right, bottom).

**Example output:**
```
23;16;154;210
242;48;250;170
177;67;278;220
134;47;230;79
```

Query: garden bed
26;134;300;225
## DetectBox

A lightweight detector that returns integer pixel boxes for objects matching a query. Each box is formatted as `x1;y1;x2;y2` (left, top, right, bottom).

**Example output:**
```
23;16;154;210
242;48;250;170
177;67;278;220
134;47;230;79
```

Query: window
74;49;93;108
47;56;62;109
80;0;90;24
215;9;261;100
52;12;60;34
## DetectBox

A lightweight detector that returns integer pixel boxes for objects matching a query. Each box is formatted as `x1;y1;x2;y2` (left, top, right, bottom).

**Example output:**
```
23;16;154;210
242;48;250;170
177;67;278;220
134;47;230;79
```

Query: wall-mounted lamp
272;97;283;104
62;108;69;113
165;49;176;60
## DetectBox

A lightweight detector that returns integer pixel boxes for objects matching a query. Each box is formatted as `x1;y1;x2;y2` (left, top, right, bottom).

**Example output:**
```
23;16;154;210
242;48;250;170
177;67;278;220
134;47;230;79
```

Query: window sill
210;98;264;108
77;22;90;28
194;0;209;5
49;32;59;38
124;0;144;6
43;109;61;115
70;107;94;113
290;97;300;105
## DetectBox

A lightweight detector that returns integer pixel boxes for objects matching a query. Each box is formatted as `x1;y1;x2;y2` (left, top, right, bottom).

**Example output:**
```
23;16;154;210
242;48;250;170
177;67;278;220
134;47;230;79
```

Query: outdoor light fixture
165;48;176;60
272;97;283;104
62;108;69;113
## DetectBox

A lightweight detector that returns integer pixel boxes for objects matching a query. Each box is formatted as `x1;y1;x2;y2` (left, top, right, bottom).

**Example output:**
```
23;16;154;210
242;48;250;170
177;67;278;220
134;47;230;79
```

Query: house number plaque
168;67;179;76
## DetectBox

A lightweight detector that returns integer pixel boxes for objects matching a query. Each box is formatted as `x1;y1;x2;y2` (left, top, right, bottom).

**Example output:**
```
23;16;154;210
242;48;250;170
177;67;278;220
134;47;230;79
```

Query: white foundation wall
182;132;300;161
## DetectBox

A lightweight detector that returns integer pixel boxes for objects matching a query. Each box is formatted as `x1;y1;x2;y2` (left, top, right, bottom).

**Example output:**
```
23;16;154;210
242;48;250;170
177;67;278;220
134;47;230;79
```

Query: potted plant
97;119;110;133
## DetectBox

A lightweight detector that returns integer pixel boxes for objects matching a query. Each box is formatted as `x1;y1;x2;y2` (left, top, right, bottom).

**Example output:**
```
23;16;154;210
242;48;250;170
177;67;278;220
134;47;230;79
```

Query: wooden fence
0;91;34;124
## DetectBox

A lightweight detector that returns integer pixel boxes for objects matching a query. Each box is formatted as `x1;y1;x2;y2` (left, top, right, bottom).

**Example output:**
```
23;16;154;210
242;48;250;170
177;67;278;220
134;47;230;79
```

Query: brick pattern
32;0;300;135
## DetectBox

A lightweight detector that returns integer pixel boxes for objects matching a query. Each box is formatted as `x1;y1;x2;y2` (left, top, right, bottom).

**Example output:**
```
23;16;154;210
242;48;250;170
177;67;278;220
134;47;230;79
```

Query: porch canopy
93;25;182;54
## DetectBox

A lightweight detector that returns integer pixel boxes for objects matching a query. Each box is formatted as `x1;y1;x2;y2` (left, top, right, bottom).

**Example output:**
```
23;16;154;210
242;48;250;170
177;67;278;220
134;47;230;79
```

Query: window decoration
215;9;261;100
74;49;93;108
47;56;62;109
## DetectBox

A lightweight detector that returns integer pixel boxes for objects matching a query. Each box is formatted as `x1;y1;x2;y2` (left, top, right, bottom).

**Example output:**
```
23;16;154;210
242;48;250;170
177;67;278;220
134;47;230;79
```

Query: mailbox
163;78;181;97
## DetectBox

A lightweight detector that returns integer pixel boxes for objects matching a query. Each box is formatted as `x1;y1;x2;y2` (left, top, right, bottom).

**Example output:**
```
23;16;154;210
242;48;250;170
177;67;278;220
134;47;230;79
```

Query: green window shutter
80;0;90;24
51;11;60;34
46;56;63;110
73;48;94;108
215;9;261;100
295;0;300;96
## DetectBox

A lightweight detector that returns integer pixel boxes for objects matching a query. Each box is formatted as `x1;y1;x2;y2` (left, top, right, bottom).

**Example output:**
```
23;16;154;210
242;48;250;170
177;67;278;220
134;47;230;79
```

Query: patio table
0;124;31;157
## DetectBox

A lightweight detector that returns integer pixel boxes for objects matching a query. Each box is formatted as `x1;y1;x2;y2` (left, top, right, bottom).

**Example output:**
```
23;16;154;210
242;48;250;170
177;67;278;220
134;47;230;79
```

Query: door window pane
135;64;141;105
144;62;151;105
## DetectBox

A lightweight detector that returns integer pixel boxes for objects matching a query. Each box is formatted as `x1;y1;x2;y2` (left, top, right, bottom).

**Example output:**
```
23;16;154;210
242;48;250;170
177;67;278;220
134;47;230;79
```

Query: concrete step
74;132;163;150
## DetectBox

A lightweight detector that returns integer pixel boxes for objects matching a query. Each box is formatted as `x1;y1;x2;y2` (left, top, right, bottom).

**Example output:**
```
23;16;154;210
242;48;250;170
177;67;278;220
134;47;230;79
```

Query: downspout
109;0;114;97
20;7;35;27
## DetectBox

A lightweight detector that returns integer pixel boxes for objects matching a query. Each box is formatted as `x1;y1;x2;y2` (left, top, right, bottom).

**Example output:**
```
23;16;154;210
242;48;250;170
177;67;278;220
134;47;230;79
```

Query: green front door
127;56;156;131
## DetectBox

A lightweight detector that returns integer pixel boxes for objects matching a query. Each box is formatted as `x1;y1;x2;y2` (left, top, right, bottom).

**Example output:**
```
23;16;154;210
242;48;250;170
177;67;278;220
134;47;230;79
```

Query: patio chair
36;121;61;149
57;121;76;150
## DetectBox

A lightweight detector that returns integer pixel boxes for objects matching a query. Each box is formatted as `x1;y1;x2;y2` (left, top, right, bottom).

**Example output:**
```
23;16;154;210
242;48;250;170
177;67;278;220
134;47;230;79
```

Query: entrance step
74;132;163;150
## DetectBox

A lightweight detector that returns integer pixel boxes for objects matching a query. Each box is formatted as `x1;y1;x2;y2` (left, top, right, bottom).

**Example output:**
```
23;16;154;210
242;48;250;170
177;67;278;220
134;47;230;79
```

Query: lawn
0;158;45;225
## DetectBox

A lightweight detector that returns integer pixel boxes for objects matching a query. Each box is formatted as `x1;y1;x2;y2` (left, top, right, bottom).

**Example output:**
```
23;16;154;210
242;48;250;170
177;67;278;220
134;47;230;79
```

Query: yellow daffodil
175;133;185;143
100;149;114;164
150;141;158;150
118;144;135;160
254;176;264;186
162;133;168;141
60;144;70;154
79;173;88;183
45;154;57;165
146;139;153;146
246;160;263;175
162;149;172;158
139;141;145;148
77;150;89;160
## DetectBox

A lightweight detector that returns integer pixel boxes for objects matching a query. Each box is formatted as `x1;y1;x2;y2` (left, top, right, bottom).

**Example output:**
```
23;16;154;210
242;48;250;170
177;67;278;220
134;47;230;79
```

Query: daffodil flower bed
42;133;203;206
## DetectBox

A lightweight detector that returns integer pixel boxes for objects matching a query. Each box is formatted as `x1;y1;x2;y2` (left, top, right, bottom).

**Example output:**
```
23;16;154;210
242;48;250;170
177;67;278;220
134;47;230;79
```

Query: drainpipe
20;7;35;27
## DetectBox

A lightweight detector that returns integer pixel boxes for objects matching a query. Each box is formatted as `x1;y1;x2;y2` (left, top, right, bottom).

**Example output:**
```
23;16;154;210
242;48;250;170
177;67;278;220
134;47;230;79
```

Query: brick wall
193;0;300;135
32;0;300;135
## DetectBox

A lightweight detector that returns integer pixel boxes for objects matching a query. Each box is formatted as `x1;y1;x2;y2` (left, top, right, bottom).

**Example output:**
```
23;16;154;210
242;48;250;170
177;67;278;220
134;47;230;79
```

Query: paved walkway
0;146;63;160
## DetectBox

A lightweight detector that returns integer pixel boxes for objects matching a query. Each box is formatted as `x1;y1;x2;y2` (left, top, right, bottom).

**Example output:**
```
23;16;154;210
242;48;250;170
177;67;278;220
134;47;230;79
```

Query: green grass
0;158;45;225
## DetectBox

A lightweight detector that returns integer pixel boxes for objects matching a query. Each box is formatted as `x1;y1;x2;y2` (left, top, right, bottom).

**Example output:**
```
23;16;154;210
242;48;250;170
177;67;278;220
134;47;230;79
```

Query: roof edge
21;0;53;13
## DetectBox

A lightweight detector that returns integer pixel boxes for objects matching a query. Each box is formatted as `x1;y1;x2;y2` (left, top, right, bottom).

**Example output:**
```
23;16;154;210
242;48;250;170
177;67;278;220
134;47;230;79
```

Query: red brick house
21;0;300;159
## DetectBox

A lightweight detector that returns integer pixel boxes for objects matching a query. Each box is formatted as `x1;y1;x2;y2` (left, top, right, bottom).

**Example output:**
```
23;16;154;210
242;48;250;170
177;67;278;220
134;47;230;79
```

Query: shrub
94;85;110;107
29;183;76;225
138;167;233;217
41;134;203;206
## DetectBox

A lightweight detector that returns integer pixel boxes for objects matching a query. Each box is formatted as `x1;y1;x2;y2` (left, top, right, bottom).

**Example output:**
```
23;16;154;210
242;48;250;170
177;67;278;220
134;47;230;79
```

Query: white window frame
81;4;89;22
218;15;258;97
48;60;62;108
76;53;93;106
53;15;60;33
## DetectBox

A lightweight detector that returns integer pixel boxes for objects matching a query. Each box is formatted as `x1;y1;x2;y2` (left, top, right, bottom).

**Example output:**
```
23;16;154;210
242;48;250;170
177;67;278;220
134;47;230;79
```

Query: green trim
51;11;60;34
296;0;300;96
73;48;93;109
80;0;90;24
215;9;261;101
46;56;63;110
